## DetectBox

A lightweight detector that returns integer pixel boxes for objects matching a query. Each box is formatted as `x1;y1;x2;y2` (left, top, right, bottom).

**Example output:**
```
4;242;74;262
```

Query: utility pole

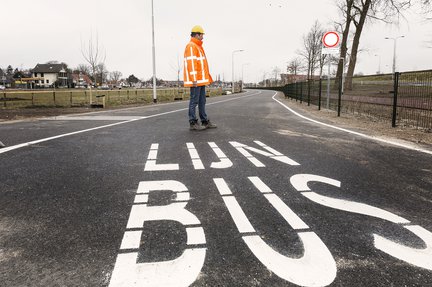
241;63;249;92
232;49;244;94
374;54;381;74
151;0;157;103
385;35;404;78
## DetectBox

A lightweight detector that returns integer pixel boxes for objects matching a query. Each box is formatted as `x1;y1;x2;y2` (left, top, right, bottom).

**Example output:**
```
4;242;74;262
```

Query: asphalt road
1;89;432;287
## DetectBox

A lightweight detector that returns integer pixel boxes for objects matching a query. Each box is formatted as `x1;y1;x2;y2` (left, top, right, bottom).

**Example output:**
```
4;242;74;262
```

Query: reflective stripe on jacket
183;37;213;87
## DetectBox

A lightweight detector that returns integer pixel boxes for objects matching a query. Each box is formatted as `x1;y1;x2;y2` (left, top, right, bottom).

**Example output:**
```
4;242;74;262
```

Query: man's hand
193;81;197;87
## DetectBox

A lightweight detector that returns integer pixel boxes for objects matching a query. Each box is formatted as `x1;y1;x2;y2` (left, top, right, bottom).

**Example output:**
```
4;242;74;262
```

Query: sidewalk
278;94;432;147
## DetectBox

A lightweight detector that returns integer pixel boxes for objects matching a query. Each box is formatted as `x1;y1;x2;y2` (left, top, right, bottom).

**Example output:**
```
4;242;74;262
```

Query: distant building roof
71;73;93;84
32;63;67;73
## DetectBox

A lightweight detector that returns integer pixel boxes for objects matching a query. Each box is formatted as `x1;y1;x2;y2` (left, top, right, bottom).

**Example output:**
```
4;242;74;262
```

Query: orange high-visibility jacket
183;37;213;87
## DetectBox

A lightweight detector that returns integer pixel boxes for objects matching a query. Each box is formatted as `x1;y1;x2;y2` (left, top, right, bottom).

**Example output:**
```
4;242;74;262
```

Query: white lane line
0;92;261;155
55;90;260;120
0;119;140;154
48;116;144;121
271;92;432;155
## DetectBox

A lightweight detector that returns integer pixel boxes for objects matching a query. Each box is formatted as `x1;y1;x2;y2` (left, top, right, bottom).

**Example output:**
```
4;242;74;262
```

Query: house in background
0;68;8;87
0;68;13;88
31;63;69;88
71;72;92;88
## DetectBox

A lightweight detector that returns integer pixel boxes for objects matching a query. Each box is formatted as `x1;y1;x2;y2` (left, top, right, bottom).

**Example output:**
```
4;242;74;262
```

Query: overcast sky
2;0;431;83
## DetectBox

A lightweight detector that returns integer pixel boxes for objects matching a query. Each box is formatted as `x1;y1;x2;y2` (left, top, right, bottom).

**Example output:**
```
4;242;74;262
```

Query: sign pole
321;31;341;110
327;56;330;109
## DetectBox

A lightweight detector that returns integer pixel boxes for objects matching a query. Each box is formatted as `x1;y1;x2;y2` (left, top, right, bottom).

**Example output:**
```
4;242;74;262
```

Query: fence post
3;91;6;108
337;75;342;116
70;91;73;107
307;80;311;106
32;92;34;106
53;90;56;106
318;78;322;111
300;82;303;104
392;72;400;127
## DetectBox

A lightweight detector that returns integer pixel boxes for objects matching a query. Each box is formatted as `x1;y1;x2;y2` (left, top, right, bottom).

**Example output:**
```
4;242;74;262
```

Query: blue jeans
188;86;208;124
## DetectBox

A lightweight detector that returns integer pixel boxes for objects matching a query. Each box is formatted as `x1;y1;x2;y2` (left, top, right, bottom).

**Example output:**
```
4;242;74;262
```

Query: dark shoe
190;122;206;131
203;120;217;129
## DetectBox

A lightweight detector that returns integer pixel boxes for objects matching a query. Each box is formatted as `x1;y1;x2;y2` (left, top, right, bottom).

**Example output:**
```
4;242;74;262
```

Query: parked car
0;85;6;90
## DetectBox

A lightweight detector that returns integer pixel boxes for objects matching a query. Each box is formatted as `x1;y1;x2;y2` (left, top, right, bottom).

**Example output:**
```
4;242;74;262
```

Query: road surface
1;90;432;286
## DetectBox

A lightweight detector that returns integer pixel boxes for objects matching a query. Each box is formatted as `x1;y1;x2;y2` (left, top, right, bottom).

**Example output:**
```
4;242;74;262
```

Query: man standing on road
183;25;217;130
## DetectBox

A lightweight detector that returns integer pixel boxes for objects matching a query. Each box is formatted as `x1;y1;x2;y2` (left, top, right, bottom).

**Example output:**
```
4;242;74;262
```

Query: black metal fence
263;70;432;130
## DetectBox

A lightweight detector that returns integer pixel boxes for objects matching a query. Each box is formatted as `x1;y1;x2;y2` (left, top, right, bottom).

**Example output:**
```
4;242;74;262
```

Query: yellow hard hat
191;25;204;34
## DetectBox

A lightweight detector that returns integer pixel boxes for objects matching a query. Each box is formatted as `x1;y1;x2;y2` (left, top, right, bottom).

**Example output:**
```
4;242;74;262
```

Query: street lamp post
385;35;404;76
151;0;157;103
374;54;381;74
232;49;244;94
241;63;249;92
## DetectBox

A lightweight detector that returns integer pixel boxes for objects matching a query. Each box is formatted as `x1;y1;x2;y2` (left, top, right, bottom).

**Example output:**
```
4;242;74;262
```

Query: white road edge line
271;92;432;156
0;91;261;155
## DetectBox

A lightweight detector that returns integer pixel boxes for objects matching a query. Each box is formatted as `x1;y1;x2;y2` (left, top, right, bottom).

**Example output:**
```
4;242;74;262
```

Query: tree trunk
345;0;371;90
335;0;354;85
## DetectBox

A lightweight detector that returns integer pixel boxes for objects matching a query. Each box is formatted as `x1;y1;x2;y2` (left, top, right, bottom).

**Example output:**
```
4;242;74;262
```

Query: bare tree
76;64;91;75
344;0;372;89
335;0;413;90
319;53;330;77
334;0;354;83
81;32;106;85
109;71;122;84
272;66;281;85
287;58;303;75
169;54;182;87
420;0;432;16
96;63;109;85
298;21;325;80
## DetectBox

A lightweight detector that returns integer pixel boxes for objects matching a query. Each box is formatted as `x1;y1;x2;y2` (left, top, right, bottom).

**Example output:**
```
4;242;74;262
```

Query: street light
241;63;250;92
151;0;157;103
385;35;404;76
262;72;267;87
232;49;244;94
374;54;381;74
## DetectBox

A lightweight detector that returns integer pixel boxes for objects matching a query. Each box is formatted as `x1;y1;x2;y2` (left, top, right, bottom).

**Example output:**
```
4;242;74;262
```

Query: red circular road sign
322;31;340;48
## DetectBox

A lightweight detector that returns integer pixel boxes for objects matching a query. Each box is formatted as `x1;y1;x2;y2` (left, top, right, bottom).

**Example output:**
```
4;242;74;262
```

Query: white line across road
0;91;261;155
48;116;144;121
